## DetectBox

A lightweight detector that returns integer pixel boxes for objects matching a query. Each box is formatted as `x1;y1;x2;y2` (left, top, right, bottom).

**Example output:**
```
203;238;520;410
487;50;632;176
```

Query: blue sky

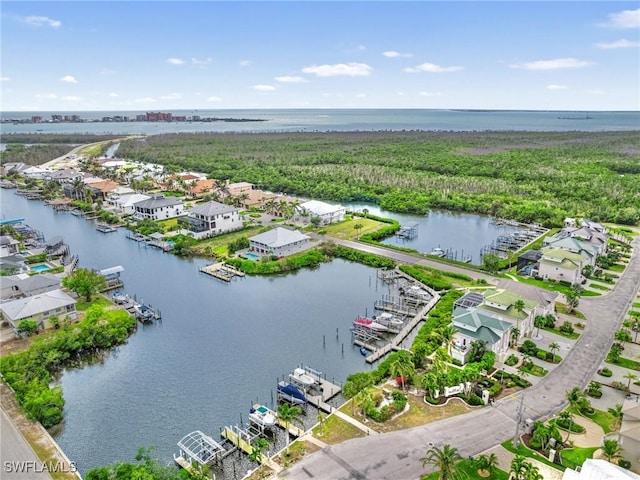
1;1;639;111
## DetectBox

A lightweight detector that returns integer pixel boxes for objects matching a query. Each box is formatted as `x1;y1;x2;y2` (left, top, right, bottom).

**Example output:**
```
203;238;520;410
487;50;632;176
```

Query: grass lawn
633;302;640;309
311;412;366;444
541;325;580;340
518;363;548;377
607;264;626;272
507;274;575;296
422;459;510;480
561;447;598;470
501;441;565;472
320;216;386;240
606;355;640;371
76;294;113;311
191;225;266;257
339;391;474;434
554;303;586;320
589;283;611;291
157;217;179;233
569;407;615;434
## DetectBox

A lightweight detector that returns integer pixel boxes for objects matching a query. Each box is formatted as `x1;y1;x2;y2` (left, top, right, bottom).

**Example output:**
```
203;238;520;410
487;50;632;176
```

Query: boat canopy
177;430;226;466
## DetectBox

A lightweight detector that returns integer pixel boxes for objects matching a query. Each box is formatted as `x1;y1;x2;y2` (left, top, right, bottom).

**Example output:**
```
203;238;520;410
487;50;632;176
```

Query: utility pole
513;394;525;449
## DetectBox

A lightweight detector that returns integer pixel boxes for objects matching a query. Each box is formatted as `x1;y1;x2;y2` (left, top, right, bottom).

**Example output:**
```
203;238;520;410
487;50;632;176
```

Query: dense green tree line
115;131;640;226
0;306;136;427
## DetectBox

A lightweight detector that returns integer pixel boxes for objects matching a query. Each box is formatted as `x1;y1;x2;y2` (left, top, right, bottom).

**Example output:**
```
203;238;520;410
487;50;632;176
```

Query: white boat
375;312;404;327
430;247;446;257
248;405;276;428
290;368;315;387
353;317;389;332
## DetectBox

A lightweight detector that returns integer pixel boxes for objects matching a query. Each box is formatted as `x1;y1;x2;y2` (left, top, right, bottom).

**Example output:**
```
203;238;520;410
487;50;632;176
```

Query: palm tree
549;342;560;362
352;388;374;416
474;452;498;477
522;462;543;480
430;324;458;357
608;404;624;431
389;352;415;392
564;387;586;443
277;403;303;455
615;329;632;349
602;439;623;463
510;327;521;348
420;444;462;480
509;455;528;480
248;438;269;463
533;315;546;338
623;372;638;392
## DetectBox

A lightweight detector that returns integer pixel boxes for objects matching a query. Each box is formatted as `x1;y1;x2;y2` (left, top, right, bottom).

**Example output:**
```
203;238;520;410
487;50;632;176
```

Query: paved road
0;408;52;479
283;237;640;480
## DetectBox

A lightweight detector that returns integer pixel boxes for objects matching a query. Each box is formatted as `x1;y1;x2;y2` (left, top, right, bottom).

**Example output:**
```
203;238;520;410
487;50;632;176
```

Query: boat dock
355;268;441;364
199;262;245;282
96;223;118;233
284;365;342;414
395;221;418;240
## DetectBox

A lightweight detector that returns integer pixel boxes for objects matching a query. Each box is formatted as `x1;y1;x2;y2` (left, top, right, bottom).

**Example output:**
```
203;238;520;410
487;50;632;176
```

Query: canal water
0;191;516;474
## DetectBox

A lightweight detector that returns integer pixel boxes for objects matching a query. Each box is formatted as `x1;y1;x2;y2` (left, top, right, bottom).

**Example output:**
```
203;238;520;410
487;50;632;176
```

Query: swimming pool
244;252;260;261
30;263;51;272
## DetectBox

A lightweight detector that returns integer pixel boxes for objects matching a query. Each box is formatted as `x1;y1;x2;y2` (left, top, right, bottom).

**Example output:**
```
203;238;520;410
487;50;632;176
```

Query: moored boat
290;368;315;387
248;405;276;428
429;247;446;257
353;316;389;332
277;381;307;405
360;346;370;356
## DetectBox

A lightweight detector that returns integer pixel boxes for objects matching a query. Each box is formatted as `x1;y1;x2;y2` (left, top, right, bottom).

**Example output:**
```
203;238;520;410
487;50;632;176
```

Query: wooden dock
199;262;246;282
221;426;253;455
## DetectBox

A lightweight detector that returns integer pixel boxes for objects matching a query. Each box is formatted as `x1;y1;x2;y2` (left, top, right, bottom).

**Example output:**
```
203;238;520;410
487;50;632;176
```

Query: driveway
282;237;640;480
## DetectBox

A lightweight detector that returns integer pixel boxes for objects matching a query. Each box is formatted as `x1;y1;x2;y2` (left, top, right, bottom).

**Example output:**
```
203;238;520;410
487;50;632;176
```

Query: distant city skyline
1;1;639;112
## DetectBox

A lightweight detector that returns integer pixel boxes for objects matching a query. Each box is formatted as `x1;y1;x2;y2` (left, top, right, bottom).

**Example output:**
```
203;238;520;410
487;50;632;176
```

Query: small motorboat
290;368;315;387
374;312;404;327
248;405;276;428
277;381;307;405
360;346;370;356
430;247;446;257
353;316;389;332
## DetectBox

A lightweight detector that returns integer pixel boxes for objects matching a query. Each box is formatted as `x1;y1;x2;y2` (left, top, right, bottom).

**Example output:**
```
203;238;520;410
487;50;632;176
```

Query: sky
1;1;639;112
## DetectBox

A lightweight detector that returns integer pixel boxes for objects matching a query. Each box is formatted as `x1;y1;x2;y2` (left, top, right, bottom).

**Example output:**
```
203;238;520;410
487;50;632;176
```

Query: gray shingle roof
133;195;184;209
0;288;75;322
189;201;239;217
249;227;309;248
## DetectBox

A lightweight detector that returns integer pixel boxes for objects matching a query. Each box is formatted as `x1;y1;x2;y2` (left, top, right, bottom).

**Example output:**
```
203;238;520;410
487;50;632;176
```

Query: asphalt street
283;236;640;480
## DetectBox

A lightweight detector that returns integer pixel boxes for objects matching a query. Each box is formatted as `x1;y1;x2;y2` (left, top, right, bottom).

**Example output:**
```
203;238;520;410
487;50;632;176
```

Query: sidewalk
332;409;381;435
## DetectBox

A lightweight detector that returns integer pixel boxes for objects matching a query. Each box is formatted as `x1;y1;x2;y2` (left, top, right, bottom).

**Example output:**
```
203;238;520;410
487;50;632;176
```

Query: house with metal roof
543;234;600;265
107;192;151;215
295;200;346;225
187;201;242;238
538;246;588;285
133;194;185;221
0;288;77;330
249;227;311;258
562;458;640;480
451;306;512;364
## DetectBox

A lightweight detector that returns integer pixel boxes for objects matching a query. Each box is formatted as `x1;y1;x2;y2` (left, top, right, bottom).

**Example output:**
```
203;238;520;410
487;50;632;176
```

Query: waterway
1;191;387;474
0;191;518;474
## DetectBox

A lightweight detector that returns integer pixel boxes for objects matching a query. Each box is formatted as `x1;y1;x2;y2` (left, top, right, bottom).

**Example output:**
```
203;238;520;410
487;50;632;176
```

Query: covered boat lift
174;430;228;469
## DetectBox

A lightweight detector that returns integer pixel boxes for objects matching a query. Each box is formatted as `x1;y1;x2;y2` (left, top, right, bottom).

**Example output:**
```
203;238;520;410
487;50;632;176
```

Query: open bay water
2;109;639;135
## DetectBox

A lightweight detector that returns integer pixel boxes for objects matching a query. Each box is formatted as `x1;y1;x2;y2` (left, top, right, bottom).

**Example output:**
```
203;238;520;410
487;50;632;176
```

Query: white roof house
0;288;76;329
562;459;640;480
296;200;346;225
249;227;311;258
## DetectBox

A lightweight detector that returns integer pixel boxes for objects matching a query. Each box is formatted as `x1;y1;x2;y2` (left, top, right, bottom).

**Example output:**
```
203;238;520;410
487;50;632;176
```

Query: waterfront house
107;192;152;215
495;279;559;319
295;200;346;225
44;169;83;184
450;306;512;364
0;288;77;331
133;195;185;221
618;398;640;472
543;232;601;263
0;236;20;257
0;273;61;301
85;179;120;200
538;246;588;285
186;201;242;238
249;227;311;258
23;166;48;179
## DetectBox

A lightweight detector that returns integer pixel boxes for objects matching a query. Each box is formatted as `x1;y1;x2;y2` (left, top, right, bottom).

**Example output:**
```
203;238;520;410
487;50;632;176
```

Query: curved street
282;236;640;480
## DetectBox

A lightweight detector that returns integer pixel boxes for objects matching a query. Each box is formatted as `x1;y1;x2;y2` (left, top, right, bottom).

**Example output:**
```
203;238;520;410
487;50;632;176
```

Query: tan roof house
538;246;588;285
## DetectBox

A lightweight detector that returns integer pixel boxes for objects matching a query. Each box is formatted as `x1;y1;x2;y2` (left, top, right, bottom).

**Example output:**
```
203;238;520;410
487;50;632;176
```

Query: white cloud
274;76;308;83
599;8;640;29
509;58;593;70
61;95;81;101
595;39;640;49
60;75;78;83
159;92;183;100
547;84;568;90
302;63;373;77
167;58;185;65
35;93;58;99
419;91;442;97
25;16;61;28
134;97;157;103
239;60;251;67
109;93;119;97
0;77;9;82
404;62;463;73
253;85;276;92
383;51;413;58
191;57;212;65
207;96;223;102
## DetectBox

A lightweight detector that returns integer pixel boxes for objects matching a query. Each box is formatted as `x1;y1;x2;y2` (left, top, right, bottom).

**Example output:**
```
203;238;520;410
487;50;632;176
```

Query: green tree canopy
62;268;106;302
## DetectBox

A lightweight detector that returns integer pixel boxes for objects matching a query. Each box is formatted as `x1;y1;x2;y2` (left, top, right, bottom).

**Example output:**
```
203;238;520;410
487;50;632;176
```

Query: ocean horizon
2;108;639;134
